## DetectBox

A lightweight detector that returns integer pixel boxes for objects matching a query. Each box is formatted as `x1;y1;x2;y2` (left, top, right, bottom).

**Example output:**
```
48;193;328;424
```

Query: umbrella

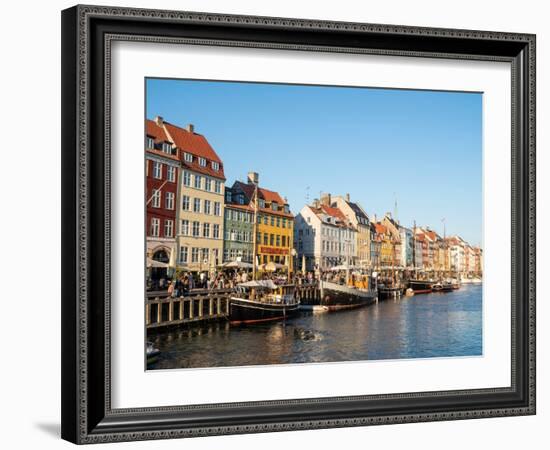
238;280;278;290
264;261;286;272
330;264;359;271
146;258;169;268
220;260;254;269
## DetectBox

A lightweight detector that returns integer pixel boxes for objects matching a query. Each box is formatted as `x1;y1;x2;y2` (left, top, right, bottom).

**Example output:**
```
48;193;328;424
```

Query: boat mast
412;220;417;279
252;182;259;281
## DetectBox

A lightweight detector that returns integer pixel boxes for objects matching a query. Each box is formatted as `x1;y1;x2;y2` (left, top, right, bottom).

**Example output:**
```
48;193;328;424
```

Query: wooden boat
408;279;433;294
229;280;300;325
319;280;376;311
432;282;443;292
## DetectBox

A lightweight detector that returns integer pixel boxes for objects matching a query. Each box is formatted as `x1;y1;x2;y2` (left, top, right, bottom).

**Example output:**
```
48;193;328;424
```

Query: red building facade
145;118;180;287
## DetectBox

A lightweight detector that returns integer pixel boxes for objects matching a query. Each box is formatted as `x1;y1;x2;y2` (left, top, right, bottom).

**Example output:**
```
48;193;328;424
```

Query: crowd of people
150;268;377;298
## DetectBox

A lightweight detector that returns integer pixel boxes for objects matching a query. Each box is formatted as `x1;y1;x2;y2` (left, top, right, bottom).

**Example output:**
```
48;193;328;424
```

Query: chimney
320;193;331;206
345;193;350;202
247;171;259;185
185;124;195;133
373;214;377;223
154;116;164;126
313;198;320;208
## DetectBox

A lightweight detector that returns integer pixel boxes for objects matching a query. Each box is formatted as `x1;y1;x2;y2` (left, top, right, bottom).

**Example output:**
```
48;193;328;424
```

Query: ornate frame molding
61;5;536;444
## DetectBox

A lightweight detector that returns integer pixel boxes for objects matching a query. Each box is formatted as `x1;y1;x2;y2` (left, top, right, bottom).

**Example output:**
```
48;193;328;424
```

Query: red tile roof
147;119;226;180
309;205;354;229
145;120;179;161
146;120;169;142
374;223;387;234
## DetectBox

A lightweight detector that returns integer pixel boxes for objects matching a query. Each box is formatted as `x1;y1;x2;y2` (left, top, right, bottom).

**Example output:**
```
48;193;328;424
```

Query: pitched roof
307;205;355;230
374;223;387;234
145;119;180;161
232;181;293;218
146;119;170;142
159;120;226;180
346;201;369;222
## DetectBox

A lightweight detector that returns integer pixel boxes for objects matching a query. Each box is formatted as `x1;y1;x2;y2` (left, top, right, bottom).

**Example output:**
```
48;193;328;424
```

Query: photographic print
145;78;483;370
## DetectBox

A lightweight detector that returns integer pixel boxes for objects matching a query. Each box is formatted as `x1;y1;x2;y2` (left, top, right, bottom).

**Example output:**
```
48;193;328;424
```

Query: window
213;224;220;239
263;216;268;225
164;220;174;238
276;235;281;247
150;218;160;237
151;189;161;208
181;195;190;211
270;216;275;226
204;200;211;215
167;166;176;182
165;192;175;210
191;247;199;263
180;219;189;236
182;171;191;186
193;198;201;213
284;205;290;213
225;190;232;203
282;218;287;228
214;202;221;216
184;152;193;163
238;195;245;205
212;161;219;171
162;142;172;153
263;233;268;245
201;248;209;262
192;221;200;237
272;201;278;211
258;199;265;208
276;217;281;228
179;246;188;263
203;223;210;238
153;162;162;179
205;178;212;192
146;137;154;149
214;180;222;194
282;236;286;247
198;157;207;167
194;175;202;189
270;234;274;246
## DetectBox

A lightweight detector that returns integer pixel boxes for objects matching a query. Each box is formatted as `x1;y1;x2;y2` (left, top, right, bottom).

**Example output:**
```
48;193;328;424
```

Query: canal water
147;283;482;370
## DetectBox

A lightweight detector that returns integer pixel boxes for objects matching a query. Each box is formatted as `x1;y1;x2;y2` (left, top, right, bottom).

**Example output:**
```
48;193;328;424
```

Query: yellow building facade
160;118;226;273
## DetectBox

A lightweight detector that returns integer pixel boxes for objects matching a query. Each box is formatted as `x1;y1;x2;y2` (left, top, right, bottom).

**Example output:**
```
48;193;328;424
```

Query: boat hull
320;281;376;310
408;280;433;294
378;287;403;299
229;297;301;325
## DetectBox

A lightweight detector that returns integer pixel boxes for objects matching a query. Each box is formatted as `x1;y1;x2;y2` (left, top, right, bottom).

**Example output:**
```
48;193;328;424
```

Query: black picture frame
61;4;536;444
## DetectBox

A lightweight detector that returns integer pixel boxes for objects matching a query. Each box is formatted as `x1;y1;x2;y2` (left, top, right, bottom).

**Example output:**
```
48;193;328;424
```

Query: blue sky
146;78;482;246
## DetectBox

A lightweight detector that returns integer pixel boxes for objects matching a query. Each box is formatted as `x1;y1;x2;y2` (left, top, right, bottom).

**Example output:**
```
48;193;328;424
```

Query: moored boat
319;280;376;311
432;282;443;292
408;279;433;294
229;280;300;325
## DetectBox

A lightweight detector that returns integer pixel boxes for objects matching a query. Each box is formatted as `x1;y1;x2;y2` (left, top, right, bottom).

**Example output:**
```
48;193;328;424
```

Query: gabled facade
332;194;372;268
231;172;293;268
153;117;226;272
223;186;254;264
294;195;356;271
145;119;180;285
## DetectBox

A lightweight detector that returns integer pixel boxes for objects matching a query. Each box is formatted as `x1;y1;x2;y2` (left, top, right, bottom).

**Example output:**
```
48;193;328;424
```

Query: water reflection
148;284;482;370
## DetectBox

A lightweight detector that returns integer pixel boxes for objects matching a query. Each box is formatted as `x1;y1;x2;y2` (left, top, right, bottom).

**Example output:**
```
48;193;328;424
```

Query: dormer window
183;152;193;163
212;161;219;171
146;137;155;149
271;201;278;211
284;205;289;213
162;142;172;153
199;157;207;167
258;199;265;209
